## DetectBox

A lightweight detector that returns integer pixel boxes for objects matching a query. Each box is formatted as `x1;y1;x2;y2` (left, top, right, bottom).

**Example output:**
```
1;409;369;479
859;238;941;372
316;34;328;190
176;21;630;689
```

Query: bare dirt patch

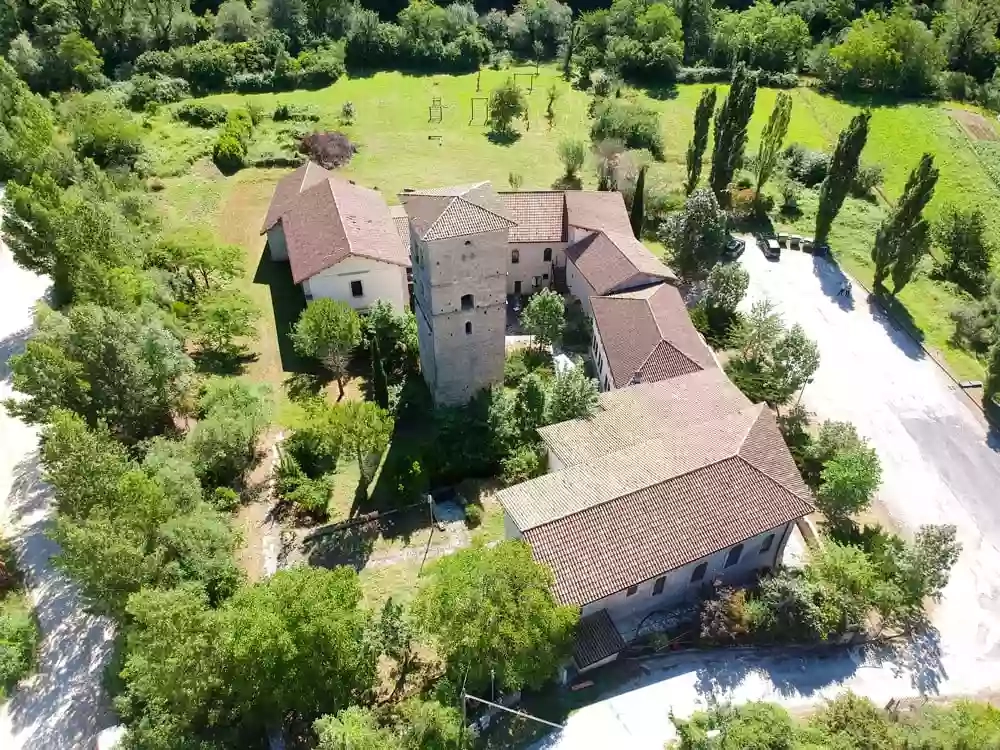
948;108;999;141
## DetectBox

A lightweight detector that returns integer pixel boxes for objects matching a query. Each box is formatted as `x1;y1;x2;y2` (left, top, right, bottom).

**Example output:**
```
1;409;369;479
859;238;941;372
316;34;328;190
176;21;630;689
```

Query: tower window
464;240;472;246
511;249;520;264
461;294;474;311
543;247;552;261
465;321;472;334
350;280;364;298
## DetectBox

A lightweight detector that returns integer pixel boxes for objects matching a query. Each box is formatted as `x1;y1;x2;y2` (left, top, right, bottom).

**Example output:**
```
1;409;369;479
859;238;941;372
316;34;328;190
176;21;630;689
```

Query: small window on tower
543;247;552;261
465;321;472;334
464;240;472;246
511;249;520;264
461;294;474;310
351;280;363;298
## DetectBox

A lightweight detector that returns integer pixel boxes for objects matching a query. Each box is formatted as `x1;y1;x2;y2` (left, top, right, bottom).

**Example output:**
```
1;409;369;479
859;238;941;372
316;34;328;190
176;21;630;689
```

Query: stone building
399;183;515;406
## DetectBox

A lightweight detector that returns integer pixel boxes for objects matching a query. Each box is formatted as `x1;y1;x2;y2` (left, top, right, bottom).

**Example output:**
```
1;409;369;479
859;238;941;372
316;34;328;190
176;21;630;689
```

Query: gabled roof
260;161;331;233
592;284;716;388
565;230;676;296
280;175;410;284
497;378;814;605
500;191;567;243
564;191;634;236
389;204;411;254
398;182;516;242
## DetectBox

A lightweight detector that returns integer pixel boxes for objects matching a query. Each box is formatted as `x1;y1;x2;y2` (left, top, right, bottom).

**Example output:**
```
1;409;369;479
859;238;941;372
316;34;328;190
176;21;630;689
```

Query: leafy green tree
7;304;193;443
546;367;600;424
706;263;750;316
679;0;714;63
685;86;716;195
934;0;1000;79
894;524;961;617
360;300;419;383
872;153;939;295
934;206;994;296
215;0;260;41
193;289;260;357
521;288;565;349
755;91;792;195
153;228;244;302
630;164;646;237
339;399;393;486
52;32;106;91
514;372;547;437
988;343;1000;404
413;540;578;693
0;59;56;183
557;137;586;178
315;707;402;750
500;442;546;486
370;337;390;409
397;697;471;750
658;187;727;282
709;64;757;198
488;77;527;136
727;299;819;405
809;692;894;750
815;110;870;243
292;299;362;398
188;378;272;487
816;445;882;526
673;701;796;750
709;2;811;72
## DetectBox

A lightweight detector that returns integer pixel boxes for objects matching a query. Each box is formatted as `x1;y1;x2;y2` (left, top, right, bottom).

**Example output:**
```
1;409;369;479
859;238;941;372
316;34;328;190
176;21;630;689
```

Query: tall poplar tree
630;165;646;238
709;65;758;198
815;111;871;243
685;87;717;195
872;153;939;295
755;92;793;195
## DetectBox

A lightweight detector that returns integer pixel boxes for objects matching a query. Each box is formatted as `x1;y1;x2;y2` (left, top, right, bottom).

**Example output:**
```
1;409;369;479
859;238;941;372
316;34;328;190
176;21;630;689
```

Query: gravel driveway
530;242;1000;750
0;187;117;749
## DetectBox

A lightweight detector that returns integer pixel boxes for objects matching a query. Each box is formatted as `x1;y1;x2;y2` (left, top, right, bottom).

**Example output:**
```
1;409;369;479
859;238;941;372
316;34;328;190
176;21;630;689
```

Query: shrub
340;101;356;124
500;443;546;486
0;603;37;696
676;67;799;87
464;502;483;528
213;133;246;172
176;102;229;128
298;131;357;169
228;72;274;92
590;99;664;160
211;486;241;512
297;43;347;89
274;453;331;520
557;138;586;177
852;164;884;197
784;143;830;186
274;103;319;122
127;75;190;111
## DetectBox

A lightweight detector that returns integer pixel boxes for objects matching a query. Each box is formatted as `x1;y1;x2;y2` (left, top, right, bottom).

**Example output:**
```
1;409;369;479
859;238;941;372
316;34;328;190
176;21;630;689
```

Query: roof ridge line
632;339;699;385
735;453;815;507
457;195;517;226
420;195;456;240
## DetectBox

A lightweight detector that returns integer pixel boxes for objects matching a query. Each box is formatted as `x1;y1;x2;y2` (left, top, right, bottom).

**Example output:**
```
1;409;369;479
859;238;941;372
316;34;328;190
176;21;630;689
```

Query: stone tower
399;183;515;406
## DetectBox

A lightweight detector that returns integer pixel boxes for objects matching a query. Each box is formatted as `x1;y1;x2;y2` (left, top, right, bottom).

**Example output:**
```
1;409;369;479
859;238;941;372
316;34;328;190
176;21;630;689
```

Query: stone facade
411;229;508;406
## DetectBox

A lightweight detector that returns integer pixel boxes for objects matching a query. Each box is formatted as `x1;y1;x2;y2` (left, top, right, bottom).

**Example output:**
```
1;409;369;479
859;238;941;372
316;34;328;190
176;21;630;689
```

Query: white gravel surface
0;186;117;749
531;242;1000;750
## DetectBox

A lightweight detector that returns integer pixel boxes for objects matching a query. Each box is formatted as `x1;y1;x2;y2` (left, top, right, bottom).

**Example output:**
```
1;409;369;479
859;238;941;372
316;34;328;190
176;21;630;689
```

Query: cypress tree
815;111;871;243
709;65;757;198
371;336;389;409
755;92;793;195
630;165;646;238
685;87;717;195
871;153;939;295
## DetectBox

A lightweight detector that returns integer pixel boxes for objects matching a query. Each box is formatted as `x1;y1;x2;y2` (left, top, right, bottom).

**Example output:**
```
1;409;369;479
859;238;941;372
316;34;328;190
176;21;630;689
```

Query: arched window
464;240;472;246
690;562;708;583
725;544;744;568
760;534;775;554
543;247;552;261
461;294;473;311
465;321;472;334
511;249;520;264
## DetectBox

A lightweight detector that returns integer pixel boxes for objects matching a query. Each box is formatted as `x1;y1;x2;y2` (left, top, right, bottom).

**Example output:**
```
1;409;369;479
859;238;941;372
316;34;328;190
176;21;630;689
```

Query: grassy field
146;66;1000;391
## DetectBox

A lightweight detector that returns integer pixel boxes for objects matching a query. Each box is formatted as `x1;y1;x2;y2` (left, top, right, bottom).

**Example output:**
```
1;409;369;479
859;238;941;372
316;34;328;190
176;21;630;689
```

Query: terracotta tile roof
565;231;676;296
389;204;410;253
499;192;567;243
522;455;815;606
398;182;516;242
591;285;716;388
573;609;625;668
280;176;410;284
260;161;330;233
564;191;634;235
538;368;752;468
499;371;815;606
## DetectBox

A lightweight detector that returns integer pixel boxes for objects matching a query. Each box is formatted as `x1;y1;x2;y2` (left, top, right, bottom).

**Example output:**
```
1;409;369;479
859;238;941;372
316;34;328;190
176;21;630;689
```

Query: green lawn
146;67;999;386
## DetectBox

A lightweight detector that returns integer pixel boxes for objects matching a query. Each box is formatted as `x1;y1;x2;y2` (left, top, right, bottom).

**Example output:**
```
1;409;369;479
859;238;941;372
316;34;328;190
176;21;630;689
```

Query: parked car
760;237;781;260
722;236;746;260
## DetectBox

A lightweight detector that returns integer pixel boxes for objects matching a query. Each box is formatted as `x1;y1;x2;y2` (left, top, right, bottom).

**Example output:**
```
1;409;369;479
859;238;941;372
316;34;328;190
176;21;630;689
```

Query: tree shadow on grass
302;521;379;572
487;130;522;146
640;83;680;101
191;349;258;376
253;242;310;374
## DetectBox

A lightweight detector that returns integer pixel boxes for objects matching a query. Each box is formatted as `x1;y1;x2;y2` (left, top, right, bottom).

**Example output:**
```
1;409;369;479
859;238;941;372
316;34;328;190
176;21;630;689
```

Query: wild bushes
212;109;254;173
590;99;665;160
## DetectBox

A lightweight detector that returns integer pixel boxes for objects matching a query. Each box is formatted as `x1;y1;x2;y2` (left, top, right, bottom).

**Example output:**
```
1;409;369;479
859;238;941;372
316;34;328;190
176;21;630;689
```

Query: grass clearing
146;68;999;396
